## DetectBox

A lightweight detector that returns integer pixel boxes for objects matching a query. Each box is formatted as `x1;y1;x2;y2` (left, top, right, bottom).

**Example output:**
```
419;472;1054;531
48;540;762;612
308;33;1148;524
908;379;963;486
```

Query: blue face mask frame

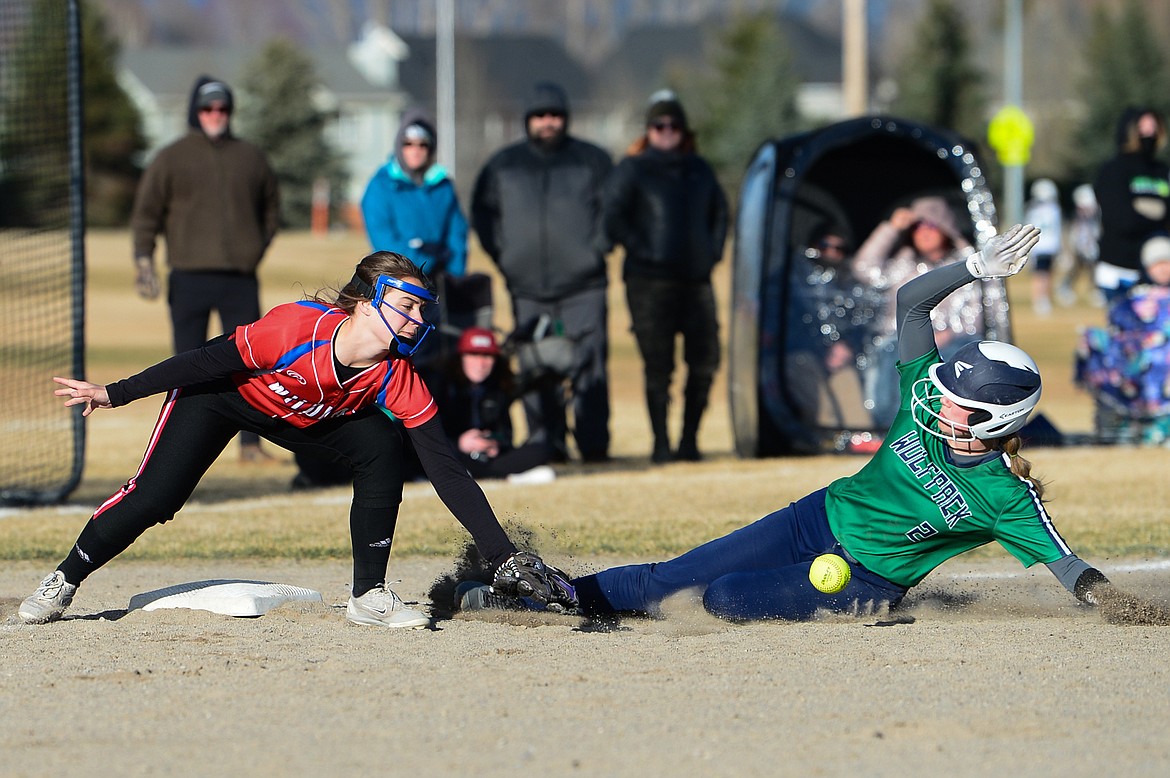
350;270;438;357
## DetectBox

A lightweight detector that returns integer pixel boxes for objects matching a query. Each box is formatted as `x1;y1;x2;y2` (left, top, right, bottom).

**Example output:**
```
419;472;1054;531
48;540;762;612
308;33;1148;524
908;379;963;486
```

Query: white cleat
19;570;77;624
346;583;430;628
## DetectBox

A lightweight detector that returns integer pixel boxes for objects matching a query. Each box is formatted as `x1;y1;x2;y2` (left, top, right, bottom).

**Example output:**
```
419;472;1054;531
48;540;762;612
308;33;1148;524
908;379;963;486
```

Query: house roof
398;33;593;114
592;15;845;103
119;45;391;101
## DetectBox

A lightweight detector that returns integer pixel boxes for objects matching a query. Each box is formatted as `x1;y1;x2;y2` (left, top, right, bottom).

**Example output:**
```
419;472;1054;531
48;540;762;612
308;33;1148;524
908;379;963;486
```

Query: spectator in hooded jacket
130;75;280;464
361;109;467;278
361;108;469;370
470;82;614;463
1093;107;1170;304
853;196;981;428
602;90;728;463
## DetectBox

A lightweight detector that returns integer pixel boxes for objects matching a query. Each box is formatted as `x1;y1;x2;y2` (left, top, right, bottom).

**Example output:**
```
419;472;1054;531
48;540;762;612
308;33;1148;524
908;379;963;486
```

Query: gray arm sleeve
1046;554;1095;595
894;261;976;363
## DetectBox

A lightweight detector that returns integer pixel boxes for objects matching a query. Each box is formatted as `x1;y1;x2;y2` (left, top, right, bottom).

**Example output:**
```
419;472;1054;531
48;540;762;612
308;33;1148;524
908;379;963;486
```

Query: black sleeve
469;160;500;261
894;260;976;363
105;338;248;407
601;159;635;246
709;168;729;263
406;415;518;568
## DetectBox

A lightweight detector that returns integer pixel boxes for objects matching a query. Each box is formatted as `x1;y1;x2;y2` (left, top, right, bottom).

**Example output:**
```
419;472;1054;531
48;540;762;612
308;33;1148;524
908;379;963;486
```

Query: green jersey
826;349;1071;588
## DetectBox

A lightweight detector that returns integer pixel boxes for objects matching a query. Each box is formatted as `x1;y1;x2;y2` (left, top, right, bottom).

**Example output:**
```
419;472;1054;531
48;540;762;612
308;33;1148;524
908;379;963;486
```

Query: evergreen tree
235;39;347;229
688;13;801;200
0;1;70;227
1072;0;1170;181
80;0;146;226
889;0;986;142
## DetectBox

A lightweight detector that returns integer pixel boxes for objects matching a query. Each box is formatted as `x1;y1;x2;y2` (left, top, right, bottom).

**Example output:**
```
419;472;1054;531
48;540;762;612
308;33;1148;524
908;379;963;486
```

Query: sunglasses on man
649;120;681;133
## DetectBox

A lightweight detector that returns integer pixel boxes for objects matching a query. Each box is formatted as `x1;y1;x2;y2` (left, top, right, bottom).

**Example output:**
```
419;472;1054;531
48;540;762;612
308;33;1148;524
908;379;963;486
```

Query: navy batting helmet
912;341;1042;440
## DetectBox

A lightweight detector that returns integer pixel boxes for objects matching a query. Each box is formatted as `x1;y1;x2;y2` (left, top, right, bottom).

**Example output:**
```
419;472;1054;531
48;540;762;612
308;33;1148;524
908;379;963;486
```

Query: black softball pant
625;277;721;414
59;381;406;597
168;270;263;448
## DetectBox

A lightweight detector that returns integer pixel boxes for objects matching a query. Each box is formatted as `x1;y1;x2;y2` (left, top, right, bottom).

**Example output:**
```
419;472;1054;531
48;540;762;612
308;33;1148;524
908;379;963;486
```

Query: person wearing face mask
602;90;728;463
130;76;281;464
1093;107;1170;304
471;82;614;464
18;252;572;628
463;225;1166;628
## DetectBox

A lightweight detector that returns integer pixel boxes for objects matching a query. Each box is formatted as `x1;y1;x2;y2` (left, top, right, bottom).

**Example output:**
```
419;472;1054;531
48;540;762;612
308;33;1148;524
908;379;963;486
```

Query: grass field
1;228;1167;566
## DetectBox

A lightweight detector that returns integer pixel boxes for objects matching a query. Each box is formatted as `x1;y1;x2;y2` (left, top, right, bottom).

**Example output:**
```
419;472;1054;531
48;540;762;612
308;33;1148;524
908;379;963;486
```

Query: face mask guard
349;270;438;357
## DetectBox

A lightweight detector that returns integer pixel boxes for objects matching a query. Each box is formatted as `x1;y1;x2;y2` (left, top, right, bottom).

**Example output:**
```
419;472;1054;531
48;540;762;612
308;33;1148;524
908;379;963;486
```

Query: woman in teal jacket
361;109;468;278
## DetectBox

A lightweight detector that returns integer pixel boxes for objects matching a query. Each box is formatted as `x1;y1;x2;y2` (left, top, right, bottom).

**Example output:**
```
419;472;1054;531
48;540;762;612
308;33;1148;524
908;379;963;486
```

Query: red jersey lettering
231;301;436;428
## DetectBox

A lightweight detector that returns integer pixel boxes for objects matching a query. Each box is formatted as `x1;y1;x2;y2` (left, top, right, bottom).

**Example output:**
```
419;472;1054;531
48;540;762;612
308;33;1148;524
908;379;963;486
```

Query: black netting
0;0;85;504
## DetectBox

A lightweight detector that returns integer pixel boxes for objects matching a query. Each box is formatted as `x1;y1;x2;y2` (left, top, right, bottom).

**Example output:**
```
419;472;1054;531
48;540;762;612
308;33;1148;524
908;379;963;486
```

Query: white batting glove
965;223;1041;279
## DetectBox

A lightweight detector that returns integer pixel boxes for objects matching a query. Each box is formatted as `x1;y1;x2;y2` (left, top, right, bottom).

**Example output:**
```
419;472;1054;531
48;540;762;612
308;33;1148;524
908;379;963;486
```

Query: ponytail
998;434;1045;500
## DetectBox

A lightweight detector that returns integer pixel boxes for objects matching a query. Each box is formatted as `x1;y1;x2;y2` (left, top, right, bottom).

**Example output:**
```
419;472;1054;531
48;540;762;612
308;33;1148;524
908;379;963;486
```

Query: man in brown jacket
130;75;280;462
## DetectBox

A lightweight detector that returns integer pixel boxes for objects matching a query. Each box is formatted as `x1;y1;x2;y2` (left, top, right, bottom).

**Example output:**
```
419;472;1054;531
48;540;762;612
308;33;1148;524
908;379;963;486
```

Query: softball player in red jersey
20;251;565;627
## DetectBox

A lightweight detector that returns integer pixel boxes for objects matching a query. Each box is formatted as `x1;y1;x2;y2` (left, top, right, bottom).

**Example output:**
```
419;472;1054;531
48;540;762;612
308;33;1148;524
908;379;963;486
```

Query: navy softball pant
571;489;908;622
60;381;405;596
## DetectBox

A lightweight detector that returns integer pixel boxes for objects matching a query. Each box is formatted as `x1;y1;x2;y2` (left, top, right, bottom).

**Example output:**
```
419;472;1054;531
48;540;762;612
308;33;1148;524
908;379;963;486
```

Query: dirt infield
3;231;1169;775
3;555;1170;777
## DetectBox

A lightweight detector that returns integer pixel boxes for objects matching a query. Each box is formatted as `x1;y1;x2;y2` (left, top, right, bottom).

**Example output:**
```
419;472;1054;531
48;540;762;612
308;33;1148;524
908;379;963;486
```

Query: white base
128;579;323;617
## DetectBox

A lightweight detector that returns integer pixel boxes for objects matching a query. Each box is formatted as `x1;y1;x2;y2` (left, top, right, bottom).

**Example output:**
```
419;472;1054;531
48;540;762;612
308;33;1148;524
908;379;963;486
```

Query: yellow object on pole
987;105;1034;166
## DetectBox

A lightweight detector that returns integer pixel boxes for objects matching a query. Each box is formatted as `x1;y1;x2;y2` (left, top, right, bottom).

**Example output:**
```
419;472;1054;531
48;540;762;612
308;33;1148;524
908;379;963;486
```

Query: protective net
0;0;85;505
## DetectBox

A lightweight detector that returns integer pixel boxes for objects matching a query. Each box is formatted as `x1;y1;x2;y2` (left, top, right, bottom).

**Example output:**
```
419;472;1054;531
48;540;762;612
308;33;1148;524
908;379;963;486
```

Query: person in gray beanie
130;74;280;463
471;81;614;463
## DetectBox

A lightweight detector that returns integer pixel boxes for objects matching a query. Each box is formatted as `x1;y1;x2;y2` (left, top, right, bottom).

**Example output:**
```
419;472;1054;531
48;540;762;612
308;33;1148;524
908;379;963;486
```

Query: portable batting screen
0;0;86;504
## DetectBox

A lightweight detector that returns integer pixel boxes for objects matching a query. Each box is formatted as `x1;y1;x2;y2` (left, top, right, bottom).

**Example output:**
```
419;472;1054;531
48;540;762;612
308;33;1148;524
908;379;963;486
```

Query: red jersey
232;301;436;429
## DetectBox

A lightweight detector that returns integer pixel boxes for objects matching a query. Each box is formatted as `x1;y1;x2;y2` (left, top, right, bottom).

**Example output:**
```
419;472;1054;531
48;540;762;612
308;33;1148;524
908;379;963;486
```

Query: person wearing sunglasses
471;82;614;464
19;251;569;628
130;75;280;464
779;222;878;453
601;90;728;463
360;108;469;359
854;196;981;428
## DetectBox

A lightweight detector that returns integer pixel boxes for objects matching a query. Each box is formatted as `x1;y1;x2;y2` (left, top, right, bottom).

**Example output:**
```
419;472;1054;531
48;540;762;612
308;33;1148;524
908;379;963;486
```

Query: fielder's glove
492;551;579;614
965;223;1041;279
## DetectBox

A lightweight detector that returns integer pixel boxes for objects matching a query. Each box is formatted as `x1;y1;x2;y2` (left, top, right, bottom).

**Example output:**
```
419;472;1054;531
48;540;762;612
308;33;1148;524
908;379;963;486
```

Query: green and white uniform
827;349;1070;588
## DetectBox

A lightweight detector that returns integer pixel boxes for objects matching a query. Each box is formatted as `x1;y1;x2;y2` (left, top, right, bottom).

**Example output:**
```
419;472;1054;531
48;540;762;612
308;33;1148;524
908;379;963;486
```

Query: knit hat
1141;235;1170;270
195;80;233;110
1030;178;1058;203
402;123;434;146
645;89;688;130
525;82;569;120
457;327;500;357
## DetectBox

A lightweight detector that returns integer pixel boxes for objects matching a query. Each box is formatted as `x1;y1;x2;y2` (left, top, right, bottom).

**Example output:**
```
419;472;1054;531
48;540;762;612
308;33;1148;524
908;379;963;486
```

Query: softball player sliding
468;225;1138;622
21;251;564;627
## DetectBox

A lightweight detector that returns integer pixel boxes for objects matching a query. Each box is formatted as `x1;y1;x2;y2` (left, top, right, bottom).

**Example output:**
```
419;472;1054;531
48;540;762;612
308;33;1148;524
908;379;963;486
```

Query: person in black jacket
471;82;614;463
602;91;728;463
434;327;556;484
1093;106;1170;304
